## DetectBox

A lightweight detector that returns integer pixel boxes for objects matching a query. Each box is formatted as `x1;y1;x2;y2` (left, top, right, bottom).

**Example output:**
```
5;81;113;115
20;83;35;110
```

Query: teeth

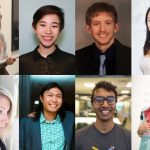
101;110;109;115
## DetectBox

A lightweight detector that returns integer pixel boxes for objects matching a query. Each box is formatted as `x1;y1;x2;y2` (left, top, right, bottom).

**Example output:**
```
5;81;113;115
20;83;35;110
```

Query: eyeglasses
93;96;116;105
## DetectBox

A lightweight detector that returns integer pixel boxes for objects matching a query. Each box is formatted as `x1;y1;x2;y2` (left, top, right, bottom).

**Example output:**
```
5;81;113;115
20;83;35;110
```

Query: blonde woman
0;86;13;150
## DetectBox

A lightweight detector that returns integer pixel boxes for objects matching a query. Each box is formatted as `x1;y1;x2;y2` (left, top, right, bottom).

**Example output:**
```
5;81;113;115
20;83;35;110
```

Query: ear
114;23;119;33
85;24;91;33
40;95;43;103
32;25;37;34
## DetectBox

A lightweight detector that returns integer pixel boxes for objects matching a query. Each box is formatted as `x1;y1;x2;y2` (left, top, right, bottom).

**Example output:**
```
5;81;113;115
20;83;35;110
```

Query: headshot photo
132;75;150;150
132;1;150;75
0;75;19;150
75;0;131;75
19;75;75;150
0;0;19;75
75;76;131;150
19;0;75;75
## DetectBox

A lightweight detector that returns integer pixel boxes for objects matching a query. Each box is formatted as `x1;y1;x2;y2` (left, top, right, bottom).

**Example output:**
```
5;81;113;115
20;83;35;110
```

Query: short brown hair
86;2;118;25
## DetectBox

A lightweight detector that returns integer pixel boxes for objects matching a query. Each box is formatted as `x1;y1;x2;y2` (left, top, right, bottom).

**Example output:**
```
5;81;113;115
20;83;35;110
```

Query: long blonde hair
0;86;13;141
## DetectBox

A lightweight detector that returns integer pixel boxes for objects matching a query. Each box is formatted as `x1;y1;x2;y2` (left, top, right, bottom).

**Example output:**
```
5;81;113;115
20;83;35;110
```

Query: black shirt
0;138;6;150
76;39;131;75
19;46;75;75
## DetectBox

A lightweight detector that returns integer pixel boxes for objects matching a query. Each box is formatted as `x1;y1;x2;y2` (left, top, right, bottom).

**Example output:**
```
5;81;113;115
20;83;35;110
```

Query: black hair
33;82;65;121
86;2;118;25
32;5;64;31
144;7;150;55
91;81;117;103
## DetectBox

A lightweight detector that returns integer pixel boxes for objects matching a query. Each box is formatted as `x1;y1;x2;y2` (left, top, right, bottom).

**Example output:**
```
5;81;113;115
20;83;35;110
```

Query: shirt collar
40;112;61;124
93;41;115;61
33;45;60;60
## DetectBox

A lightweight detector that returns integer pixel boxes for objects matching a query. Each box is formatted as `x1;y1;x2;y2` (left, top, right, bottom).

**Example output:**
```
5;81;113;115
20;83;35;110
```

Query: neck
43;110;57;121
38;44;56;58
95;38;115;53
95;118;114;133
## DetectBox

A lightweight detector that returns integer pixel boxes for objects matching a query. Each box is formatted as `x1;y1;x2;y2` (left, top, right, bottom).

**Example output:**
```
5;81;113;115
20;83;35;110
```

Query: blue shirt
40;113;65;150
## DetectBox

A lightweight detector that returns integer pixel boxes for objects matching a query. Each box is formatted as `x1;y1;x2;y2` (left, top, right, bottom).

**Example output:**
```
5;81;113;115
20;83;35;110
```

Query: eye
107;96;116;103
39;24;46;27
0;110;3;114
94;96;104;103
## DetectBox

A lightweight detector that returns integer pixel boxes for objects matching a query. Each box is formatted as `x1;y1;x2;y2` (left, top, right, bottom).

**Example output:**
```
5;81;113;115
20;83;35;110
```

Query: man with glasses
75;81;131;150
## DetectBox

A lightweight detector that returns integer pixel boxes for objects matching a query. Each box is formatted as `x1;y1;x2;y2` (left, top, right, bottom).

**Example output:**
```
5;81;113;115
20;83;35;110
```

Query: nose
51;96;57;102
1;113;9;125
101;100;109;107
99;23;105;32
45;26;52;34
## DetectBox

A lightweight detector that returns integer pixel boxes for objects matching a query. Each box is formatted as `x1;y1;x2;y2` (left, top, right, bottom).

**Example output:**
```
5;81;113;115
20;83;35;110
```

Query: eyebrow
38;21;60;25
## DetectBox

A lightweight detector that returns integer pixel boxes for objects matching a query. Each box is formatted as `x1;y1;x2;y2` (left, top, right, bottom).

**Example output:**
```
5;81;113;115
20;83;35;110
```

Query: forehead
94;88;115;96
0;95;10;110
91;12;115;21
45;87;62;94
38;14;60;23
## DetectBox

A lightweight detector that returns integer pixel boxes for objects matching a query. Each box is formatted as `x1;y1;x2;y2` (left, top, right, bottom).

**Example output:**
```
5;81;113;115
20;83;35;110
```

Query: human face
0;95;10;131
147;11;150;31
92;88;116;122
40;87;63;113
33;14;60;49
86;12;118;50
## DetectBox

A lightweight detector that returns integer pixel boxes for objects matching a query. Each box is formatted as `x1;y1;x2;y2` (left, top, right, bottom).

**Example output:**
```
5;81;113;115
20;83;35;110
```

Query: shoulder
115;124;131;138
76;125;93;138
114;40;131;51
57;49;74;58
20;116;37;126
20;51;34;59
76;44;94;56
64;111;74;122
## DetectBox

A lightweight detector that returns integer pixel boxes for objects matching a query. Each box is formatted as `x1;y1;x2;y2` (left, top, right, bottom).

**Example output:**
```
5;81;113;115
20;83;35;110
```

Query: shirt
19;45;75;75
40;113;65;150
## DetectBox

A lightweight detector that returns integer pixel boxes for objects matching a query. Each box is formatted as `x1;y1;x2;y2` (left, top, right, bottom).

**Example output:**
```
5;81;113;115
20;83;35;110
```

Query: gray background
19;0;75;55
76;0;131;50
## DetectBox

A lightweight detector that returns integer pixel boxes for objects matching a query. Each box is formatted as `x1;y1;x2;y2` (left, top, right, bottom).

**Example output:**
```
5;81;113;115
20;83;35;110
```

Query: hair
33;82;65;121
0;86;13;139
91;81;117;103
85;2;118;25
32;5;64;31
144;7;150;55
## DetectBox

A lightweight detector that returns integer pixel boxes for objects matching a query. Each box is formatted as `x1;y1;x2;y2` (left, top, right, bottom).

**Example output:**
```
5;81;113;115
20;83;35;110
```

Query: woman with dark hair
19;82;74;150
140;7;150;74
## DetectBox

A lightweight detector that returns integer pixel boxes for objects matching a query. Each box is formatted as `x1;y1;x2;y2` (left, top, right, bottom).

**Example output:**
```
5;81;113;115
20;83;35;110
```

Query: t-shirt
75;124;131;150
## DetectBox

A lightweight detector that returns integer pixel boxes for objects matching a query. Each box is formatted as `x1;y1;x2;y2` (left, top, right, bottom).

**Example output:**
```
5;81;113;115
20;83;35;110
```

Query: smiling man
19;5;74;75
76;2;131;75
75;81;131;150
20;82;74;150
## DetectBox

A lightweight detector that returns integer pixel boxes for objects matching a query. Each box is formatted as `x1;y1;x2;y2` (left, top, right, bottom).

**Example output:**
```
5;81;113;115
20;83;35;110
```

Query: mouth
49;103;58;108
99;108;112;115
42;36;53;41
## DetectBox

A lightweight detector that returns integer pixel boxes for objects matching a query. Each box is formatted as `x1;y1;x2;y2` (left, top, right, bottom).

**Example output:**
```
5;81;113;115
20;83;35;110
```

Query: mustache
98;107;113;112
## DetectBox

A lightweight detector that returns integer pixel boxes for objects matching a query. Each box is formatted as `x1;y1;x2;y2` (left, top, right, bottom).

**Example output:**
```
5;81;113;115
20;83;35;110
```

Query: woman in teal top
20;82;74;150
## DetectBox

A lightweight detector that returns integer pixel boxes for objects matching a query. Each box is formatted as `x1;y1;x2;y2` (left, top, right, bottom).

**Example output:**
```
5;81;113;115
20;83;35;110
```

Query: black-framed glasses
93;96;116;105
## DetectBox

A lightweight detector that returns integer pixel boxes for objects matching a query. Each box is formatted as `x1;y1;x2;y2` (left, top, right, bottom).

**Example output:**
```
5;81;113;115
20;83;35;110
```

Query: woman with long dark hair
140;7;150;74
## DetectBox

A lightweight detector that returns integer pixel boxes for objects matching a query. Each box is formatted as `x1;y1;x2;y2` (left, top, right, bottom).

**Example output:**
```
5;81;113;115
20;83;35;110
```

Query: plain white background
132;1;150;74
19;0;75;55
